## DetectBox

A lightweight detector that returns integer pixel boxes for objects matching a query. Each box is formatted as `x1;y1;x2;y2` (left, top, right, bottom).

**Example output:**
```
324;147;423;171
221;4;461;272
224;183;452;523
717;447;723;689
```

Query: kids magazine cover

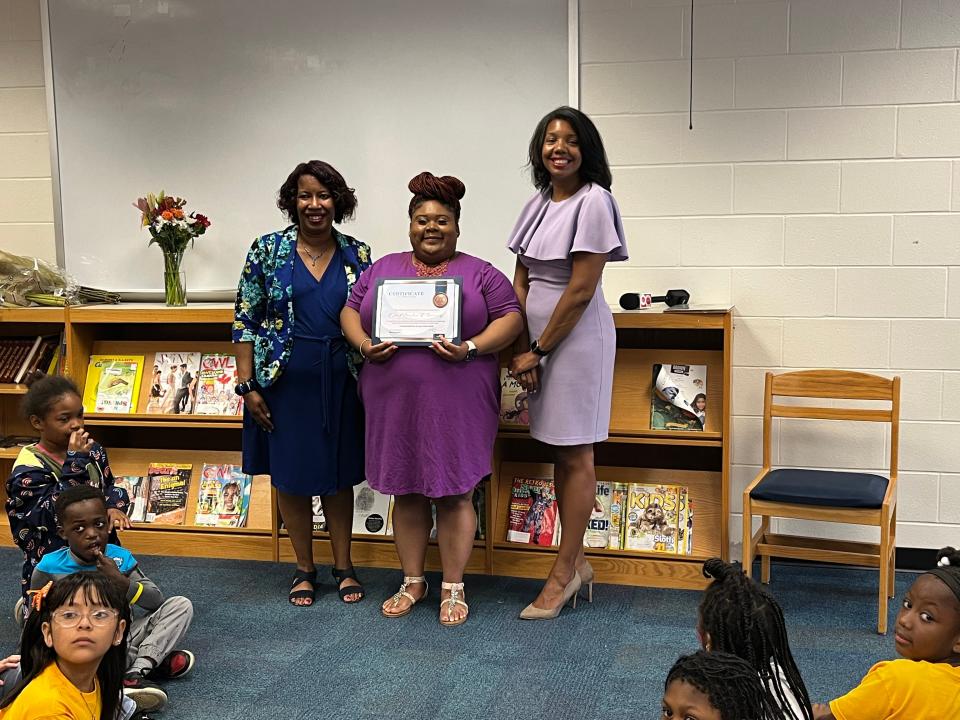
193;353;242;416
506;476;559;547
195;464;252;528
650;363;707;431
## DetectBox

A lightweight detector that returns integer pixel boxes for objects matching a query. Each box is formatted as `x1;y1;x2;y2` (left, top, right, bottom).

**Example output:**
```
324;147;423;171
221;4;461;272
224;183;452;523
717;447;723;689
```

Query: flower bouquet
134;192;211;306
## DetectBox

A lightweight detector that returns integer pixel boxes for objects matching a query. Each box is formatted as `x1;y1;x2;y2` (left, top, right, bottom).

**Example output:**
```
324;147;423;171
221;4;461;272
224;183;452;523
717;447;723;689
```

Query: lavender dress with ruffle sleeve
507;183;628;445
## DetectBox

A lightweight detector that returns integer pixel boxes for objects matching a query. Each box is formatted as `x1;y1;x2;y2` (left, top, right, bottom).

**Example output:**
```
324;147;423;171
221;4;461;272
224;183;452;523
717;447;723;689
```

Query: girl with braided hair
813;546;960;720
698;558;813;720
662;650;780;720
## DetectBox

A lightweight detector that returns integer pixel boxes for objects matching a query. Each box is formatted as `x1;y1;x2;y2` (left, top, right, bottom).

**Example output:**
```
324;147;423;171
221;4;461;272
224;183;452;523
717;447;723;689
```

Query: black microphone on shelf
619;289;690;310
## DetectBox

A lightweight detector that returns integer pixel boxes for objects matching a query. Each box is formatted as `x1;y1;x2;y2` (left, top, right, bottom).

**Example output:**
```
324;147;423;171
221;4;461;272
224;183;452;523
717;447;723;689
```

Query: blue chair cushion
750;468;888;509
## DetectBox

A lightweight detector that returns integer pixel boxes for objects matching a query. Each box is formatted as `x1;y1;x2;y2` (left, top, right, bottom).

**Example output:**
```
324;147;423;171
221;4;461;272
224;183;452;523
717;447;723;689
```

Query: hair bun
407;171;466;202
936;547;960;568
703;557;735;581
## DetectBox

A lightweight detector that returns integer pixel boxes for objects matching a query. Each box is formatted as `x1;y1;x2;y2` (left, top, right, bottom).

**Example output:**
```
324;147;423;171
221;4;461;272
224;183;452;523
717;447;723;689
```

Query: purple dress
346;251;520;497
507;183;628;445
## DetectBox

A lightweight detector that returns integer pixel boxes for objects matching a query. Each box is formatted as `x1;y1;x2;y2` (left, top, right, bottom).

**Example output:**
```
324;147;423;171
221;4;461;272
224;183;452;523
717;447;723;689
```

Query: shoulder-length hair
277;160;358;225
527;106;612;192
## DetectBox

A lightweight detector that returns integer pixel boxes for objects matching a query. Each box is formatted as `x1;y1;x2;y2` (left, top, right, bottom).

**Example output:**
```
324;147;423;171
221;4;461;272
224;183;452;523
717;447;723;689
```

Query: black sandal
331;567;365;604
288;569;317;606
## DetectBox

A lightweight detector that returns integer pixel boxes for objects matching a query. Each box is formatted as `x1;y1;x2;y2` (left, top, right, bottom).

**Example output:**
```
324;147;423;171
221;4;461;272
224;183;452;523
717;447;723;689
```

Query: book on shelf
143;352;201;415
651;363;707;432
608;482;629;550
352;480;391;536
0;339;32;383
622;483;694;555
311;496;326;532
506;476;559;546
0;435;39;449
82;355;144;414
499;368;529;426
145;463;191;525
12;336;42;384
194;464;252;528
193;353;242;415
584;480;613;548
0;336;58;384
115;475;149;523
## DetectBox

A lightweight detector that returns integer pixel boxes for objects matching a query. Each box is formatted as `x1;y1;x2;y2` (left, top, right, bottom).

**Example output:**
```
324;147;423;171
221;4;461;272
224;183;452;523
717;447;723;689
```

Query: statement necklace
412;254;451;277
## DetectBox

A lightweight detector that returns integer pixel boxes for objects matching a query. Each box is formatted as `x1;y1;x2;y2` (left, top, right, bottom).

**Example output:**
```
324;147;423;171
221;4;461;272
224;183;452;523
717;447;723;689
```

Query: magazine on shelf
608;482;629;550
506;476;559;547
193;353;242;416
145;463;192;525
650;363;707;431
144;352;202;415
311;496;326;532
623;484;683;554
114;475;149;523
499;368;529;426
584;480;613;548
83;355;144;414
352;481;391;535
195;464;252;528
675;488;694;556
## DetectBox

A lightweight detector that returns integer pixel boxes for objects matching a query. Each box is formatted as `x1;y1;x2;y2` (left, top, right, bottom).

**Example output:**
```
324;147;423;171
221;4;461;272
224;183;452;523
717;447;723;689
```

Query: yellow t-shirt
830;659;960;720
0;661;101;719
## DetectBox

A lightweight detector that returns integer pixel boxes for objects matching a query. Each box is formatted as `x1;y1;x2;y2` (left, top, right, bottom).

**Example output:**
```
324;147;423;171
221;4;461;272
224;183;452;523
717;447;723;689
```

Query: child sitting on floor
5;375;131;600
30;484;195;714
813;546;960;720
698;557;813;720
662;650;782;720
0;573;130;720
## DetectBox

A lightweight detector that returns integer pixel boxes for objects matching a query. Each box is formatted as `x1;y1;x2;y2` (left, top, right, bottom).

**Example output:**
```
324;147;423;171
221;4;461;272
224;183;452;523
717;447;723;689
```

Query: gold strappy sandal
381;575;428;618
439;581;469;627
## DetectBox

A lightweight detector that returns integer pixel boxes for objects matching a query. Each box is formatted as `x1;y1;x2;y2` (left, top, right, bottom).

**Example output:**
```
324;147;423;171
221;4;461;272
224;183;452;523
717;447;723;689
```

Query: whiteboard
44;0;570;296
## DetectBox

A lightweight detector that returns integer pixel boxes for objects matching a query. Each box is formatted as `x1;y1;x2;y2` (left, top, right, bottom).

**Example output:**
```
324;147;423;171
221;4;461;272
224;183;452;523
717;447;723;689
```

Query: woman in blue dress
233;160;372;606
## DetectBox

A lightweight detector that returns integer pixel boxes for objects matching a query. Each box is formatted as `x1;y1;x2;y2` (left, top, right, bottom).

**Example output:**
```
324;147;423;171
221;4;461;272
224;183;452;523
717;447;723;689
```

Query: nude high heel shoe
519;571;582;620
576;560;595;603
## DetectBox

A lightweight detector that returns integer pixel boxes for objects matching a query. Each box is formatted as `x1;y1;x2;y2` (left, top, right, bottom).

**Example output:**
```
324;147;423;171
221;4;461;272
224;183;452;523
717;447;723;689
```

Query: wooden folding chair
742;370;900;634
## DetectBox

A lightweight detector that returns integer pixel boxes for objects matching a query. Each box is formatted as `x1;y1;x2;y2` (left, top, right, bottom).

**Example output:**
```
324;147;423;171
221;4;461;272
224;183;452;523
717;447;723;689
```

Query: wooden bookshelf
0;304;733;592
490;309;733;591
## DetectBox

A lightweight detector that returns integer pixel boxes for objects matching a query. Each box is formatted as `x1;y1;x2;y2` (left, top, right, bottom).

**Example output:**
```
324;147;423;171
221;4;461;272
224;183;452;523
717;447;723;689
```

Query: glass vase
163;250;187;306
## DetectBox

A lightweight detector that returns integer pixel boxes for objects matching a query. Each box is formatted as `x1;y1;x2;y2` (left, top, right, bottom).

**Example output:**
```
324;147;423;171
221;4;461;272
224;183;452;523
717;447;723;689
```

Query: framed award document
372;277;463;346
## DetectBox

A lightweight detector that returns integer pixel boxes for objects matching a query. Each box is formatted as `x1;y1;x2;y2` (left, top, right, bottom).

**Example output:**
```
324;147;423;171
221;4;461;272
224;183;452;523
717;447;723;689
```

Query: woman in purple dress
507;107;629;620
341;172;522;626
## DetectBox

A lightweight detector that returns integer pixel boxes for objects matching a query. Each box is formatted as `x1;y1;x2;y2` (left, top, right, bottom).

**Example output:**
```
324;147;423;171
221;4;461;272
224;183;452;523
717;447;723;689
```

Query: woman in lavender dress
507;107;629;620
341;172;522;626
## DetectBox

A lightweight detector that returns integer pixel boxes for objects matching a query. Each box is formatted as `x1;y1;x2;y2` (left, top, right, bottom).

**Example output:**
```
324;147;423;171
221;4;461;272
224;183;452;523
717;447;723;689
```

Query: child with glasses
0;573;130;719
28;484;194;714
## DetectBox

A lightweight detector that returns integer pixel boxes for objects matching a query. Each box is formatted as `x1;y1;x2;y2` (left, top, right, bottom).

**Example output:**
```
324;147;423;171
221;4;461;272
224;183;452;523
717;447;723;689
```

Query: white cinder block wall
582;0;960;556
0;0;54;263
1;0;957;554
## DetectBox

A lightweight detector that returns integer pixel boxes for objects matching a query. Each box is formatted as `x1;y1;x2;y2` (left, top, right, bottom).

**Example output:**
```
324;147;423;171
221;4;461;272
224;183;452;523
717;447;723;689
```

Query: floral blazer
232;225;372;387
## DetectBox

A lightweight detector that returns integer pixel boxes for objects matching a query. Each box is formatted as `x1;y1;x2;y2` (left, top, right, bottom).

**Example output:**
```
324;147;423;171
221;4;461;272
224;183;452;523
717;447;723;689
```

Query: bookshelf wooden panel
0;305;733;591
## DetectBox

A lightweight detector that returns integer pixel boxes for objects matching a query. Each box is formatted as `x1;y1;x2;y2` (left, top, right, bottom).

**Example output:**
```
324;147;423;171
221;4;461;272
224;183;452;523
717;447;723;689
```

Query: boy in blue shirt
29;484;195;713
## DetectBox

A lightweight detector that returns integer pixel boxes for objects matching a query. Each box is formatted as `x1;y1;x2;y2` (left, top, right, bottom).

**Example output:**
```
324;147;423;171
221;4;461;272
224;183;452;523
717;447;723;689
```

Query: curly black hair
20;374;81;421
665;650;778;720
924;546;960;605
407;171;466;223
54;483;107;526
276;160;357;225
527;106;613;192
699;558;813;720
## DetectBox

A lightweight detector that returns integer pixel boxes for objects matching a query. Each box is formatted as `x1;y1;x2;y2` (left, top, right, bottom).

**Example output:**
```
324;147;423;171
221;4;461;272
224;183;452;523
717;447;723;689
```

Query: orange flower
161;210;173;221
172;209;184;219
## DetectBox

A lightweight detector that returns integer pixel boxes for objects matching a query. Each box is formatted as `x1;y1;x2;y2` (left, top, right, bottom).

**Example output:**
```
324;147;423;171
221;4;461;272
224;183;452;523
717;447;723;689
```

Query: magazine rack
492;309;733;589
0;305;730;589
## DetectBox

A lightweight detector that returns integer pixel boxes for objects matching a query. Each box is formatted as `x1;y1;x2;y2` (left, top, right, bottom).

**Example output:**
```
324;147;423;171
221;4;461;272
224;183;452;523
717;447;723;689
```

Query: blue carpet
0;548;911;719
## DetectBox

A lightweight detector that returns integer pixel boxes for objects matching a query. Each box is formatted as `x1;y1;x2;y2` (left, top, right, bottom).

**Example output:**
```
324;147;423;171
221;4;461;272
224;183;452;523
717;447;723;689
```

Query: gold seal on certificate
372;277;462;346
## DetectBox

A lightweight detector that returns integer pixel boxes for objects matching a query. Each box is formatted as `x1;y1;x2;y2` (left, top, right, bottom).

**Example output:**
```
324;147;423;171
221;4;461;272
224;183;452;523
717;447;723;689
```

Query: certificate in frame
372;276;463;346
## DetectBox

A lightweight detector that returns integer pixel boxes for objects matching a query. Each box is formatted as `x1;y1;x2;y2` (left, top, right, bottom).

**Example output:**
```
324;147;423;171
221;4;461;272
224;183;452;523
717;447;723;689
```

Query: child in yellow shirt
813;546;960;720
0;573;130;720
